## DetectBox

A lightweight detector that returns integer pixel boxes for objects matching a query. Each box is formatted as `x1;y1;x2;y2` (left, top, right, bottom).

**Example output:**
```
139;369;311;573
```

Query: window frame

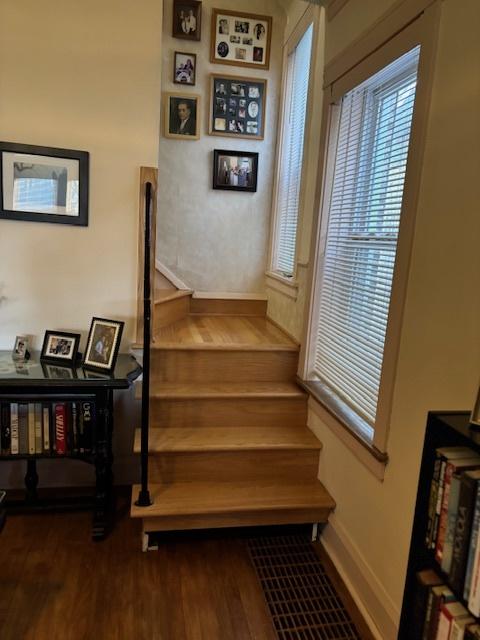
267;7;317;287
299;2;440;465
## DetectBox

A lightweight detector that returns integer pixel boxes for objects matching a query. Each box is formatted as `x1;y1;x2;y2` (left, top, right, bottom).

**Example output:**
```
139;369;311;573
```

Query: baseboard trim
155;260;191;291
320;516;400;640
193;291;268;300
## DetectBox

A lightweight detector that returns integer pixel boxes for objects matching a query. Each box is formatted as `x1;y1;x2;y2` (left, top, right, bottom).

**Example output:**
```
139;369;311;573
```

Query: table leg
25;459;38;503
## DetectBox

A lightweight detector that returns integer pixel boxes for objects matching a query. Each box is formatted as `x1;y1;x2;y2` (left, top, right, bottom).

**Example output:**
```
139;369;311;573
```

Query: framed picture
164;93;201;140
210;9;272;70
83;317;124;372
213;149;258;192
40;330;81;365
172;0;201;41
209;74;267;140
0;141;89;226
12;335;29;361
41;362;78;380
174;51;197;85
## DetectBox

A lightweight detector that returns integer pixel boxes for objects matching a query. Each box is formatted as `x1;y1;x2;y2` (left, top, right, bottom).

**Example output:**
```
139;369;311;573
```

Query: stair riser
147;450;319;483
149;397;308;428
154;295;190;333
189;298;267;316
151;349;298;383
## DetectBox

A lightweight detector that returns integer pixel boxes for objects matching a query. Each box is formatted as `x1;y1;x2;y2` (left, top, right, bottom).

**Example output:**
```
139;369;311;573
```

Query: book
436;456;480;563
27;402;35;454
42;403;50;452
55;403;66;455
18;402;29;455
443;474;463;575
451;616;476;640
450;470;480;594
0;402;11;454
423;585;454;640
10;403;19;455
34;402;42;453
436;601;470;640
465;625;480;640
465;482;480;606
80;401;94;454
412;570;443;640
71;402;78;454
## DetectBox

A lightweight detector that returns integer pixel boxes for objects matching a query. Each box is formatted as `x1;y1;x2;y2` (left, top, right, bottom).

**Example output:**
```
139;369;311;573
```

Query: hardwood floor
0;494;276;640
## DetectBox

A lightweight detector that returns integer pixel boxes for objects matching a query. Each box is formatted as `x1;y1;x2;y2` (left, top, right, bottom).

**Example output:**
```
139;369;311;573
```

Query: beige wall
269;0;480;637
0;0;163;486
157;0;286;293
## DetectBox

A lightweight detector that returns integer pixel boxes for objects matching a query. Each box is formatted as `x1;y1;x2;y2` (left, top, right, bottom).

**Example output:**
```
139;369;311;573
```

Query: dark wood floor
0;492;276;640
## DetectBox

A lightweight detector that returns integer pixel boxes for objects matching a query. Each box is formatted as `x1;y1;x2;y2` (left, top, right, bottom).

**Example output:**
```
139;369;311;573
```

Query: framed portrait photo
174;51;197;85
164;93;201;140
83;317;124;373
210;9;272;70
40;330;81;365
12;335;29;361
0;141;89;226
172;0;202;41
209;74;267;140
213;149;258;192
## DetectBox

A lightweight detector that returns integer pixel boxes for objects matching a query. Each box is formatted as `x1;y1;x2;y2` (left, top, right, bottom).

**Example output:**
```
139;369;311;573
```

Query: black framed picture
164;93;201;140
0;141;89;226
174;51;197;85
40;330;81;365
209;74;267;140
172;0;202;41
213;149;258;192
83;317;124;372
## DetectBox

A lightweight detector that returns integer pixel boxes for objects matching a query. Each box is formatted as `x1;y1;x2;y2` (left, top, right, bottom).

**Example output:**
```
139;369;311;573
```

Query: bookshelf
399;410;479;638
0;351;141;540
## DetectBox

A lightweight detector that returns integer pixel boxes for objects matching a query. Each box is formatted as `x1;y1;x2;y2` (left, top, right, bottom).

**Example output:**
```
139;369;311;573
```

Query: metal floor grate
248;534;362;640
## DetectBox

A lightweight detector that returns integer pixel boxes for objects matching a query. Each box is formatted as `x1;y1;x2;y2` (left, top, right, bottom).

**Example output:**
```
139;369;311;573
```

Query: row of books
426;446;480;616
0;400;95;456
414;569;480;640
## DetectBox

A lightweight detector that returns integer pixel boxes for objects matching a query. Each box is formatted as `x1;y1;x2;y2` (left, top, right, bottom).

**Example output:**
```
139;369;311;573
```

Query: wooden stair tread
149;382;306;399
134;426;321;453
154;289;192;304
130;480;336;518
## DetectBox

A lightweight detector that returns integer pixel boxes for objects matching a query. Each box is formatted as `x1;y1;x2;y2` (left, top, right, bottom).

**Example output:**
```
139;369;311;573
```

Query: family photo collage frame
167;1;273;193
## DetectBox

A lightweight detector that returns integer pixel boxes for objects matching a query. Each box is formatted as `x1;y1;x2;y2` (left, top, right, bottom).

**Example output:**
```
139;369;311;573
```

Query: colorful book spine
10;403;19;455
71;402;78;454
55;403;66;455
465;484;480;606
450;471;480;594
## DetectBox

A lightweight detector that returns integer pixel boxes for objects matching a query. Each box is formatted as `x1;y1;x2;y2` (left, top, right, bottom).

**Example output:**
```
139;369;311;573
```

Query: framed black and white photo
83;317;124;372
213;149;258;192
0;142;89;226
209;74;267;140
172;0;202;41
12;335;29;361
174;51;197;85
40;330;81;365
164;93;201;140
210;9;272;70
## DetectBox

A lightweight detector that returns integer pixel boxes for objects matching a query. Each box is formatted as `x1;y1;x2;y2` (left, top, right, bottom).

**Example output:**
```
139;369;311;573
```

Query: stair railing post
135;180;153;507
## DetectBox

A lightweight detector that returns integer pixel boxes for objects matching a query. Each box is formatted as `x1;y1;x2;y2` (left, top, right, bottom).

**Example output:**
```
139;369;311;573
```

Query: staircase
130;291;335;538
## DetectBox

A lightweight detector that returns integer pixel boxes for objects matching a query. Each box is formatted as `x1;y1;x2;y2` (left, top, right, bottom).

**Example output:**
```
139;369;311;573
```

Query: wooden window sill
265;271;299;299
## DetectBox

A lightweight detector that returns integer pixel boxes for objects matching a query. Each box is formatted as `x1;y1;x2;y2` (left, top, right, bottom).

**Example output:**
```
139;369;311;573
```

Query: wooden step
131;480;336;532
149;381;305;400
189;297;267;317
153;290;192;333
134;425;321;452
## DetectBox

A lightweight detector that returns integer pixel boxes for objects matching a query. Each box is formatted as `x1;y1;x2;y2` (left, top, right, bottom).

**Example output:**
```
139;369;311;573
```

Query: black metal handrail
135;181;153;507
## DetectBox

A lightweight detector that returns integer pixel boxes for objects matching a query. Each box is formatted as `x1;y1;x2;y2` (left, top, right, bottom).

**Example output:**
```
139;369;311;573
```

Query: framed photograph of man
213;149;258;192
210;9;272;70
173;51;197;85
209;74;267;140
40;330;81;365
12;335;29;361
172;0;202;41
83;317;124;372
164;93;201;140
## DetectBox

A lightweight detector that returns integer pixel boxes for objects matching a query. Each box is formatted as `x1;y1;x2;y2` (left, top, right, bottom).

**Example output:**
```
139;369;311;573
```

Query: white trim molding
155;259;191;291
321;516;400;640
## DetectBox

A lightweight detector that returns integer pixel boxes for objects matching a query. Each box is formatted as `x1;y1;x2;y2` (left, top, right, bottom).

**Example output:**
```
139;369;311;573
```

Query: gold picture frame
164;92;201;140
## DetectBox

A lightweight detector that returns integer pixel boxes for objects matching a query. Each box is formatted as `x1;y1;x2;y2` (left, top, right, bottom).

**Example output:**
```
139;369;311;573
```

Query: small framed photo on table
213;149;258;192
164;93;201;140
83;317;124;373
172;0;202;41
40;330;81;366
174;51;197;85
12;335;29;361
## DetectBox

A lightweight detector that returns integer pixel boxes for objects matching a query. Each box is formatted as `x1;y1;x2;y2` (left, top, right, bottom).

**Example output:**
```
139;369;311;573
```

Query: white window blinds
313;46;420;434
274;24;313;277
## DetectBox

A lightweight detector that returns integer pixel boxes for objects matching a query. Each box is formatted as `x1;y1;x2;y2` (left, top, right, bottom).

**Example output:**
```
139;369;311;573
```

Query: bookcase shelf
0;351;141;540
399;411;479;638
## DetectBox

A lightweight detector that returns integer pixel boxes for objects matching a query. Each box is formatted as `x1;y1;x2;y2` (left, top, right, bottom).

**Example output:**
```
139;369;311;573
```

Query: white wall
0;0;163;487
157;0;286;293
270;0;480;637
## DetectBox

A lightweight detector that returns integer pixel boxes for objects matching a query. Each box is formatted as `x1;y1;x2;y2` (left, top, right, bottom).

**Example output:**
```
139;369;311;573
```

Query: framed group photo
210;74;266;140
210;9;272;70
83;317;124;373
173;51;197;85
40;330;81;366
172;0;202;41
164;93;201;140
213;149;258;192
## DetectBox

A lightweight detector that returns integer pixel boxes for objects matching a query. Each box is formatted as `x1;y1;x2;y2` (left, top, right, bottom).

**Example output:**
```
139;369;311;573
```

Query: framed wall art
172;0;202;41
83;317;124;373
209;74;267;139
210;9;272;70
213;149;258;192
164;92;201;140
173;51;197;85
0;141;89;226
40;330;81;366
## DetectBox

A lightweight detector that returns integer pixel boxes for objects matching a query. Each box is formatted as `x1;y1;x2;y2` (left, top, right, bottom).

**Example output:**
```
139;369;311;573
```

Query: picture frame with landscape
209;74;266;140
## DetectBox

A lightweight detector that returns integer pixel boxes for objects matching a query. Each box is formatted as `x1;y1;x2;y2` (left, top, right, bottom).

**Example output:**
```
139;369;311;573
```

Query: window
271;23;314;278
310;46;421;442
